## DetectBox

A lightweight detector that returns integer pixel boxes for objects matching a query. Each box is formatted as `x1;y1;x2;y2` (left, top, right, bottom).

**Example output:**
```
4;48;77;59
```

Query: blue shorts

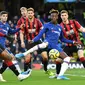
48;43;63;52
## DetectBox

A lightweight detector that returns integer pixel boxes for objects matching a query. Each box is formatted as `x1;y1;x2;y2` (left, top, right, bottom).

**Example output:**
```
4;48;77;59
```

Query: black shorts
0;44;5;53
63;44;84;56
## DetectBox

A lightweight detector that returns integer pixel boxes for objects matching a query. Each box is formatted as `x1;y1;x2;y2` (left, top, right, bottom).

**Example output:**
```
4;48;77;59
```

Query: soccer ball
49;49;60;59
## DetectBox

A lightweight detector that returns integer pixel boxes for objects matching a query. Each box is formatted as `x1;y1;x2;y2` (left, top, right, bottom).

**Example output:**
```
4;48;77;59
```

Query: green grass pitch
1;69;85;85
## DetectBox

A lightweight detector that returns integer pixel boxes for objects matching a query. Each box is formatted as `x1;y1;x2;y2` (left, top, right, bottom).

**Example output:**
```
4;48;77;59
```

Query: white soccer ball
49;49;60;59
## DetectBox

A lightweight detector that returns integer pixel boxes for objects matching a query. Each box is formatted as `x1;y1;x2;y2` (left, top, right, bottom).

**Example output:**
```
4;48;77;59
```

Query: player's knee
25;54;31;62
41;52;48;60
39;42;48;49
42;53;48;58
63;57;70;63
60;52;68;59
78;49;84;57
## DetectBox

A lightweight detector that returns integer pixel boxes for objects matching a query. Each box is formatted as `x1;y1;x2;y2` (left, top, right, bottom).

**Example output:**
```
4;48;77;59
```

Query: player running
0;11;30;81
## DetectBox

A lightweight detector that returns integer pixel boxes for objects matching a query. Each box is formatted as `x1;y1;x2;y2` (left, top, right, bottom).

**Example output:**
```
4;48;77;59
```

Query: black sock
42;60;48;71
0;62;7;74
81;61;85;68
56;63;61;75
9;64;19;76
24;61;31;71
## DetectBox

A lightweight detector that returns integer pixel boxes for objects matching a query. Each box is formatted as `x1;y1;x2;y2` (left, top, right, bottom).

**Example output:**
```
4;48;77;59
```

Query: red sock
4;60;13;66
79;57;85;62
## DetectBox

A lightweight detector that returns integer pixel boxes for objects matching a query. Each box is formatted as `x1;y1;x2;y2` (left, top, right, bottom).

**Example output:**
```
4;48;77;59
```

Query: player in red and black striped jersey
56;10;85;75
19;7;42;71
16;7;32;73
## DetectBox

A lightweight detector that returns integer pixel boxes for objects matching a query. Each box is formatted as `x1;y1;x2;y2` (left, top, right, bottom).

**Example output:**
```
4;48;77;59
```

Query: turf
1;69;85;85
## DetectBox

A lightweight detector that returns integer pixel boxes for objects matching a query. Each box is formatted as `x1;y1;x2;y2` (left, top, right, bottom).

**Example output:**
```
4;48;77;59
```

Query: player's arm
73;20;85;32
20;30;25;47
78;26;85;32
33;25;47;42
8;24;24;34
16;19;25;47
60;30;74;44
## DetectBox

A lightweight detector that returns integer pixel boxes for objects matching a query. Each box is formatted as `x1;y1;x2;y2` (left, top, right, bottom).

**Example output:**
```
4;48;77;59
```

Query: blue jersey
33;22;73;52
0;21;20;48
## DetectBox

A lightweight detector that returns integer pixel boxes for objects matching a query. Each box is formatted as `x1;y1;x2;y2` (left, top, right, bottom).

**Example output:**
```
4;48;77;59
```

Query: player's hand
28;40;34;44
21;42;25;48
20;24;25;29
73;41;79;45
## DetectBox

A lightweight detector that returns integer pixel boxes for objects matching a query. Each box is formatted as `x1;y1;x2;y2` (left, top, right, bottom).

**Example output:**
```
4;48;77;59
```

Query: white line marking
65;74;85;77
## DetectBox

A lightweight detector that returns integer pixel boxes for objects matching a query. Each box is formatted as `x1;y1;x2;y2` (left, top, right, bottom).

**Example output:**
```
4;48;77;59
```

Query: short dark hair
0;11;8;15
60;10;68;15
49;9;59;15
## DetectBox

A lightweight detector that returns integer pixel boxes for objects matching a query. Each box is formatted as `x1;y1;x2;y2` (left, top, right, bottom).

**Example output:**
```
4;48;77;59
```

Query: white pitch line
65;74;85;77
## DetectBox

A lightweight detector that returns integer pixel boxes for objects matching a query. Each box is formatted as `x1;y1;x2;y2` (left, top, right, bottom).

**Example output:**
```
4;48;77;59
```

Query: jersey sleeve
38;19;43;29
33;24;47;42
59;28;73;44
16;19;24;33
74;20;81;29
8;25;20;34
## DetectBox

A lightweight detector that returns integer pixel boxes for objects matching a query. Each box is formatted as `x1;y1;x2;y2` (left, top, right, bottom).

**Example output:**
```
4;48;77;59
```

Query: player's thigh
77;44;84;58
40;48;49;60
0;44;13;60
0;49;13;61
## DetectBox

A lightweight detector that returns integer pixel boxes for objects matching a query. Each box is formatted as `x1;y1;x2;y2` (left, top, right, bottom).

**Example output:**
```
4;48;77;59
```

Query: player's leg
5;49;30;81
23;41;34;73
12;60;22;73
0;43;14;60
4;60;31;81
18;40;32;74
49;58;62;79
57;51;70;80
0;62;7;82
77;44;85;68
55;46;73;78
15;42;48;59
55;58;62;75
40;50;54;76
0;44;30;81
51;45;70;80
15;41;48;74
0;49;13;61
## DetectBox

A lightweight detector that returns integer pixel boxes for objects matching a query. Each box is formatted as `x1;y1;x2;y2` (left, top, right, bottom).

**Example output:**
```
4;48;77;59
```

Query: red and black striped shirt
60;20;82;46
26;18;42;40
17;17;42;40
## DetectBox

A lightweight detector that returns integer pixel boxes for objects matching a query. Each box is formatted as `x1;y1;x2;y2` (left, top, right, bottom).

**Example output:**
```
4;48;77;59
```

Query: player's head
20;7;27;17
60;10;69;22
27;7;34;20
49;9;59;23
0;11;8;23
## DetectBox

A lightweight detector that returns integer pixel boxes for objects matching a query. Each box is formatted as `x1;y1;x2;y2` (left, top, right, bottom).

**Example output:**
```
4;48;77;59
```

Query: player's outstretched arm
8;24;24;34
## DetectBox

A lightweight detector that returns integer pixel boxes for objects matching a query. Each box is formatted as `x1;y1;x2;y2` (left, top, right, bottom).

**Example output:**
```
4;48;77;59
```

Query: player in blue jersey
0;11;31;81
15;9;78;80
